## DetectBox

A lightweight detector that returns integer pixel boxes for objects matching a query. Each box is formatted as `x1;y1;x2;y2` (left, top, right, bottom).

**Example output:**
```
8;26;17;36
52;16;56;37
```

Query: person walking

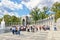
12;26;16;34
27;27;30;32
54;25;57;31
16;25;20;35
42;25;46;31
32;25;35;32
31;26;33;32
27;25;30;32
39;26;41;31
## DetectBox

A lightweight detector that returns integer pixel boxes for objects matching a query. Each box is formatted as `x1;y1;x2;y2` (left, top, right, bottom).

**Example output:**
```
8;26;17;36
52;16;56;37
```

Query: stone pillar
51;15;55;31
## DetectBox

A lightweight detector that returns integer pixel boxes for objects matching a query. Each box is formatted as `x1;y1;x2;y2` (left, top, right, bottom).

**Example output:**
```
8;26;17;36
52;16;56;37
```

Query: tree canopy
51;2;60;21
2;14;21;26
30;7;49;24
30;7;40;23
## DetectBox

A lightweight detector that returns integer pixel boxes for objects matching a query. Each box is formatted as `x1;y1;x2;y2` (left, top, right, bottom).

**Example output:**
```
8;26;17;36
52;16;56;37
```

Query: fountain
0;18;5;29
0;18;5;33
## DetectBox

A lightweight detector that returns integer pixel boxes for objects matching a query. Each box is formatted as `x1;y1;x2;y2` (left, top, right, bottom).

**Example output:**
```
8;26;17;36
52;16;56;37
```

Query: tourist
12;26;16;34
17;26;20;35
54;26;57;31
15;25;20;35
42;25;46;31
30;25;33;32
39;26;41;31
27;28;30;32
36;27;38;31
32;25;35;32
46;25;50;30
27;25;30;32
10;27;12;31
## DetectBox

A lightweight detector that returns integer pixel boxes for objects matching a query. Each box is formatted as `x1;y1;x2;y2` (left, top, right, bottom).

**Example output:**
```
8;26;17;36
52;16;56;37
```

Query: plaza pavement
0;31;60;40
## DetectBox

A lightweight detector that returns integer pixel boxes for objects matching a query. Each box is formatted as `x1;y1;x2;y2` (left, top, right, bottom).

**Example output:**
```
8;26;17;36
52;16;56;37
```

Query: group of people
26;25;51;32
26;25;35;32
10;25;20;35
10;25;57;35
26;25;57;32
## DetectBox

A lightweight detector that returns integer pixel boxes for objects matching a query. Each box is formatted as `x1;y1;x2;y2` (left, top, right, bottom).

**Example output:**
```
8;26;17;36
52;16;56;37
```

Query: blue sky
0;0;60;17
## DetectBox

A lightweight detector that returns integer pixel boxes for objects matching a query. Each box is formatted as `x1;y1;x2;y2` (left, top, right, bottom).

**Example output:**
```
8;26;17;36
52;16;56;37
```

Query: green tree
51;2;60;21
30;7;49;24
39;12;46;19
43;7;48;12
3;14;21;26
43;7;49;18
30;7;40;24
39;7;49;19
0;18;2;23
4;14;11;25
11;15;20;25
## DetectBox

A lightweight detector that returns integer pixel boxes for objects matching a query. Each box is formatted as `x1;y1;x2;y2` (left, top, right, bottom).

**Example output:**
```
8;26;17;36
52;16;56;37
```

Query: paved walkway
0;31;49;40
0;31;60;40
49;31;60;40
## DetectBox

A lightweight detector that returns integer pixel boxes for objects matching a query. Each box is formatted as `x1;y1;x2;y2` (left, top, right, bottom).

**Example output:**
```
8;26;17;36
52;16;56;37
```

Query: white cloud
3;11;20;17
21;0;53;10
1;0;23;10
53;0;60;3
21;0;41;10
0;10;3;18
0;15;3;18
0;10;19;17
14;13;20;17
0;10;4;15
21;0;60;10
0;0;60;18
0;10;19;18
0;0;23;17
0;3;2;6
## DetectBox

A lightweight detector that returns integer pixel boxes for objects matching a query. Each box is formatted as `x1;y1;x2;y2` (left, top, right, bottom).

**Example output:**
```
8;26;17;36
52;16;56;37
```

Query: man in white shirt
12;26;16;34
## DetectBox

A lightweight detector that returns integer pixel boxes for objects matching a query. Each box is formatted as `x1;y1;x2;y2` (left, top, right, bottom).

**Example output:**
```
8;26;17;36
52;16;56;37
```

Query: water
0;27;10;34
1;19;5;29
0;19;10;34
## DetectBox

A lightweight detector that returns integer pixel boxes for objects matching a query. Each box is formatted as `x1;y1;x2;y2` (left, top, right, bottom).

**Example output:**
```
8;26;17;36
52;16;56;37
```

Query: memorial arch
21;16;26;26
22;19;25;26
21;15;31;26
